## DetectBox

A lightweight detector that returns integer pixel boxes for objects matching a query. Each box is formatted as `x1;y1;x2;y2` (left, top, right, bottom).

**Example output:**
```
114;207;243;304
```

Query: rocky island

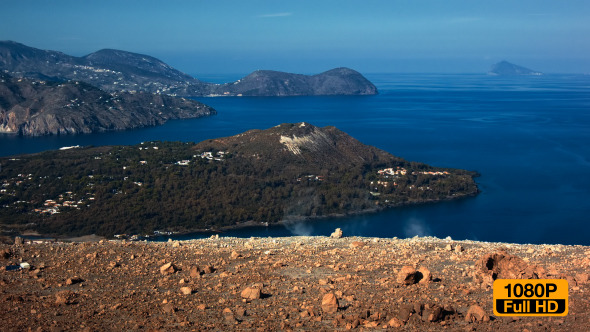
208;68;378;96
0;123;478;237
488;61;543;76
0;72;216;136
0;234;588;330
0;41;378;97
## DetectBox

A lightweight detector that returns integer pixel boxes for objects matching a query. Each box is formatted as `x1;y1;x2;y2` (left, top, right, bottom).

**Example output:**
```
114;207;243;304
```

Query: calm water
2;74;589;245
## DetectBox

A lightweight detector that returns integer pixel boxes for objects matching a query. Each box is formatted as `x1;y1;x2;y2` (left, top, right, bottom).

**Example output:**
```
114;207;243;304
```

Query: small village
372;167;450;190
377;167;449;177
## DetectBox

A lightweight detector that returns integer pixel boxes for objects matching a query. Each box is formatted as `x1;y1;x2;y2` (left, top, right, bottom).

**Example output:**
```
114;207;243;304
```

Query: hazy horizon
2;1;589;75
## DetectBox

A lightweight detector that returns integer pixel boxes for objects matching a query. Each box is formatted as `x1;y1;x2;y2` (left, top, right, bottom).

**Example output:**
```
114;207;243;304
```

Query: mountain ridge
0;41;378;97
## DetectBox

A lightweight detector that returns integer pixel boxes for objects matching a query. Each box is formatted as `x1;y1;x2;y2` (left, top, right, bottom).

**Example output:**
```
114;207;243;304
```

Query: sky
1;0;589;75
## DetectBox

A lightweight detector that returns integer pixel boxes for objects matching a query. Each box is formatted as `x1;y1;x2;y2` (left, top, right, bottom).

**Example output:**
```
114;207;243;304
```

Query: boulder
321;292;339;313
240;287;261;301
160;262;178;275
397;266;421;285
418;267;432;284
476;251;544;284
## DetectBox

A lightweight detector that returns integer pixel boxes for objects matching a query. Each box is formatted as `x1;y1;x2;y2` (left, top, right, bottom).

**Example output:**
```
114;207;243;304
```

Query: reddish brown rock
180;286;193;295
418;266;432;284
476;251;544;283
160;262;178;275
240;287;261;300
388;317;404;327
465;305;489;323
321;292;339;313
397;266;420;285
189;265;201;278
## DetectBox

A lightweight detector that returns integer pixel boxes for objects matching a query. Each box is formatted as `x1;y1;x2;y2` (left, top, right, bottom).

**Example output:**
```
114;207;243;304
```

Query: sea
1;73;589;245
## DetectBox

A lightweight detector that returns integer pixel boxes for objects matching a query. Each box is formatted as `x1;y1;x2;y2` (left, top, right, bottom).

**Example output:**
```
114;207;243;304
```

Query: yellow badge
493;279;568;316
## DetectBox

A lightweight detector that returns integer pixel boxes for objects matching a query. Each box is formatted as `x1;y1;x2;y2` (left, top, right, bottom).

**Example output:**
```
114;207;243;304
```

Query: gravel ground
1;234;589;331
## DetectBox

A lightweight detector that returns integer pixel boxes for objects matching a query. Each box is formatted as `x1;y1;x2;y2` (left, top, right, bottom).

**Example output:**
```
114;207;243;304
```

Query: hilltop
0;123;478;237
488;61;543;76
0;235;588;330
209;68;377;96
0;73;215;136
0;41;377;97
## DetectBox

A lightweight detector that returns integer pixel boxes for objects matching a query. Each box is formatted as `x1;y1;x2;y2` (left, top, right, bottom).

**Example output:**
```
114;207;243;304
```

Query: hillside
0;73;216;136
208;68;378;96
488;61;543;76
0;41;378;97
0;123;478;237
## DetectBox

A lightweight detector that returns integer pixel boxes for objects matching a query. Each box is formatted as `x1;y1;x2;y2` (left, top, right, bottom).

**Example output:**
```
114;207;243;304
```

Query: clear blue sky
1;0;589;75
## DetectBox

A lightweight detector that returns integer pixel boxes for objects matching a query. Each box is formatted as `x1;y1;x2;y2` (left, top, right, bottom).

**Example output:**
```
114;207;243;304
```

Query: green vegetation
0;125;479;237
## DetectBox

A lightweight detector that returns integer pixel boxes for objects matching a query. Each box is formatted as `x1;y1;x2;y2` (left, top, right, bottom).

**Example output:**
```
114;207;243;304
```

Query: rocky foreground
1;234;589;331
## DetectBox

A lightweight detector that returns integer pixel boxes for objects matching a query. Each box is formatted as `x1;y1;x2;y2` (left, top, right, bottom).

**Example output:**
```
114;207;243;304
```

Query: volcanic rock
240;287;261;301
321;292;339;313
465;304;489;322
397;266;421;285
160;262;178;275
180;286;193;295
477;251;544;282
418;266;432;284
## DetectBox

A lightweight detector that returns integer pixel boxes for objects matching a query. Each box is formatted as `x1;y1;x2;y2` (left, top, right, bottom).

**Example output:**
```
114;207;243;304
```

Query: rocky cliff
0;41;378;96
0;73;215;136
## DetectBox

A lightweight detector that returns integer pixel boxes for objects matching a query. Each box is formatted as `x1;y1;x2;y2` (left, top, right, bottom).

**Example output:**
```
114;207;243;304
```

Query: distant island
0;41;378;97
0;123;478;237
0;72;215;136
488;61;543;76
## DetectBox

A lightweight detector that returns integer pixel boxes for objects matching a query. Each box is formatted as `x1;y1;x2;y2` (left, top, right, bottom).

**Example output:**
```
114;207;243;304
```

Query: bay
1;74;589;245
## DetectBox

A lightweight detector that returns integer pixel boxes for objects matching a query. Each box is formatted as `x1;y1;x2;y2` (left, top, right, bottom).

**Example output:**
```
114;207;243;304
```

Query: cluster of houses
33;192;94;215
378;167;408;176
174;151;227;166
378;167;449;177
372;167;450;189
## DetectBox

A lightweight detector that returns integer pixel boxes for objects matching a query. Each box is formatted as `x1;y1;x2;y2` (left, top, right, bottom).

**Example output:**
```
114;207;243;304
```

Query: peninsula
0;123;478;237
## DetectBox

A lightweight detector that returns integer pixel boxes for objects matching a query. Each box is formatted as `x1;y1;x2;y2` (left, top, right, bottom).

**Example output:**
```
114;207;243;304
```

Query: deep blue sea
2;74;589;245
